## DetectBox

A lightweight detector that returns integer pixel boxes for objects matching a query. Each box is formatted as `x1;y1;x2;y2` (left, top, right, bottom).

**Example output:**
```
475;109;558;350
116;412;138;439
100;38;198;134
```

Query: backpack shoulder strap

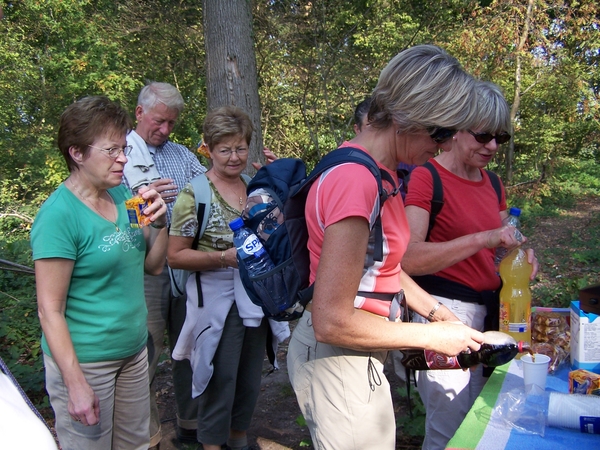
189;173;211;250
422;161;443;241
300;147;398;261
485;170;502;204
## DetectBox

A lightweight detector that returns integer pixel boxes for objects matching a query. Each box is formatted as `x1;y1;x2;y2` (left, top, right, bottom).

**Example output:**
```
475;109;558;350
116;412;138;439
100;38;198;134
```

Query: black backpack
238;147;399;321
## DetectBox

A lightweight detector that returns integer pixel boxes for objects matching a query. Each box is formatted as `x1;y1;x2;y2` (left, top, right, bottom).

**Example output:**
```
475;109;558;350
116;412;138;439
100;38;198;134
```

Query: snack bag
531;310;571;373
125;196;152;228
569;369;600;396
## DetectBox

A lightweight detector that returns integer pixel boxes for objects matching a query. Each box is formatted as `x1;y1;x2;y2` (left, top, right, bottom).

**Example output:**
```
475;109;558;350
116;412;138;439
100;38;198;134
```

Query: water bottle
401;331;531;370
499;246;533;345
229;217;274;276
494;207;522;266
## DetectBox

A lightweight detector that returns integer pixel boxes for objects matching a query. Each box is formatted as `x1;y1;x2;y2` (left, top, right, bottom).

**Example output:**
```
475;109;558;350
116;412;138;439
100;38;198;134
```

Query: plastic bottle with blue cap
494;206;523;267
229;217;274;276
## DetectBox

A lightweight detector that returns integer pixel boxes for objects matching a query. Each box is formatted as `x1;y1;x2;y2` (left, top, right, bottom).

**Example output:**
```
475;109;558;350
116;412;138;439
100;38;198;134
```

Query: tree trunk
507;0;535;183
203;0;264;174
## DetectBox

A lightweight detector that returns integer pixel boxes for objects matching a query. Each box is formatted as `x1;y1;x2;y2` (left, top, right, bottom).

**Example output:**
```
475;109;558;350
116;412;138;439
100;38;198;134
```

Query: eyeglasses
89;145;133;159
467;130;511;145
428;127;456;144
217;148;249;157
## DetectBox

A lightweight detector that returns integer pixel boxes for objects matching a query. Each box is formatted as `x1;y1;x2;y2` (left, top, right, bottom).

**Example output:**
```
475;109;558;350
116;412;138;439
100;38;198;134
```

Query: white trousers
413;295;488;450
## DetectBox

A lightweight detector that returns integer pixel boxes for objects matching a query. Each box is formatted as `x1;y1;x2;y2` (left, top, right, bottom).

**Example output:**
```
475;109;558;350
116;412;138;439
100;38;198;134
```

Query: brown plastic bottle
401;331;530;370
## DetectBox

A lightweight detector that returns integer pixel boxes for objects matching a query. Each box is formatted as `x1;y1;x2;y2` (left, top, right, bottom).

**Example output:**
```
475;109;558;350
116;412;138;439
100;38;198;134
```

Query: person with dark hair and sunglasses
402;81;539;450
353;97;371;134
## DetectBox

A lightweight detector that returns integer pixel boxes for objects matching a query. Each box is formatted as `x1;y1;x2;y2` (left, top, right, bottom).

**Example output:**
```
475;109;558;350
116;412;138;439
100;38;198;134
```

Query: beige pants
44;348;150;450
287;311;395;450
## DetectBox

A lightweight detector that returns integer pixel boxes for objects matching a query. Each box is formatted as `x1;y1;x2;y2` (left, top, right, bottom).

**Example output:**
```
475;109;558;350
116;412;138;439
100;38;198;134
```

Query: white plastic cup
548;392;600;431
521;353;551;390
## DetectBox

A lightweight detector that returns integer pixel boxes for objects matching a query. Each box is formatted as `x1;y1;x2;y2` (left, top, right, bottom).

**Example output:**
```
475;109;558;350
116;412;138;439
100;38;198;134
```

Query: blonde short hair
203;106;253;148
472;81;512;134
369;45;477;133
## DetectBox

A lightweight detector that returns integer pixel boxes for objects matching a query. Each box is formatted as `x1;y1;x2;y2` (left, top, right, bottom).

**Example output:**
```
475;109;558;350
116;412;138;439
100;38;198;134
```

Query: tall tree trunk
508;0;535;183
203;0;264;174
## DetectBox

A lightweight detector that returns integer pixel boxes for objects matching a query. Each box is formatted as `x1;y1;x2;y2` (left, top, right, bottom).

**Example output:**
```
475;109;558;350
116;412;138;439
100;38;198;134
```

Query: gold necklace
212;172;245;206
69;179;120;232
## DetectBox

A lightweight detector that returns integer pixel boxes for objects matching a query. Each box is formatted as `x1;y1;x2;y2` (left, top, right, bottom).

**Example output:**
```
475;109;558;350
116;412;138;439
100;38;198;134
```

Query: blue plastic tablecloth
447;360;600;449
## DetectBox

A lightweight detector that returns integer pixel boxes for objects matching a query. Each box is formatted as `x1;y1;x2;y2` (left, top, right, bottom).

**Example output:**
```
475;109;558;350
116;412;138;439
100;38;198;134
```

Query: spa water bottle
494;207;522;267
401;331;530;370
229;217;274;276
499;247;533;345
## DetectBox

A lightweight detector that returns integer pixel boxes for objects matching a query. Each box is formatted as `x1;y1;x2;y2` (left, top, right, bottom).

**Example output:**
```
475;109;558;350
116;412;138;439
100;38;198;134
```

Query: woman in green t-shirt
31;96;168;450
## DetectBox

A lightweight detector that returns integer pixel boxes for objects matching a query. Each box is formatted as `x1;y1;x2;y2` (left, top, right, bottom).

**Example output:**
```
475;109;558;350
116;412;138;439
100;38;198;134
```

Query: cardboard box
570;301;600;373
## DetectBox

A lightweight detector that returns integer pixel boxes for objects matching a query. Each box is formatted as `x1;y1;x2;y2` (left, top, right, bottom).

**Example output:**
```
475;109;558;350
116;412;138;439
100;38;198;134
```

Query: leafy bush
395;385;426;437
0;238;47;407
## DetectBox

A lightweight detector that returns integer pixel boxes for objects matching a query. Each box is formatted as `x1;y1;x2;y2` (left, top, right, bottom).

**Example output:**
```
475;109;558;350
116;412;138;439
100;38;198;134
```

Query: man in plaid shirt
124;82;206;447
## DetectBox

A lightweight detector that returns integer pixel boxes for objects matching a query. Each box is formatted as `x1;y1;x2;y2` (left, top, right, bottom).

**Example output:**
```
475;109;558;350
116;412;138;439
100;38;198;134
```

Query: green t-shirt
30;184;147;363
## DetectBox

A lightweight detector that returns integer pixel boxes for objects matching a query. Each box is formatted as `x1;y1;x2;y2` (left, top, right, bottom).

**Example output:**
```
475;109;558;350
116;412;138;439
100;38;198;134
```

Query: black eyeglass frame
428;127;457;144
467;130;511;145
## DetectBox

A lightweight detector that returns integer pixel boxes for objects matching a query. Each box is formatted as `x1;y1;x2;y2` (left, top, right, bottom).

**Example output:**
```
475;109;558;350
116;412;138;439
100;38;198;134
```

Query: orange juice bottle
499;247;532;346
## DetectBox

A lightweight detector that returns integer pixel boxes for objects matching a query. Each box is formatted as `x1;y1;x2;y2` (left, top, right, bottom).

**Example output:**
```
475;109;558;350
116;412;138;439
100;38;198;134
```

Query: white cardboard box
571;300;600;373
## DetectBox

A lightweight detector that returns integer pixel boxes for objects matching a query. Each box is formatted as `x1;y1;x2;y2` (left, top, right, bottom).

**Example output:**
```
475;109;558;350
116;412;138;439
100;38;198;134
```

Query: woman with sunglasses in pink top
286;45;489;450
402;80;539;450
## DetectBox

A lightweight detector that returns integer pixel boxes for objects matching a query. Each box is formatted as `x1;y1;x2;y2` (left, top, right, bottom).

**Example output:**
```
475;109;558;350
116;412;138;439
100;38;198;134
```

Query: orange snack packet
125;196;152;228
569;369;600;396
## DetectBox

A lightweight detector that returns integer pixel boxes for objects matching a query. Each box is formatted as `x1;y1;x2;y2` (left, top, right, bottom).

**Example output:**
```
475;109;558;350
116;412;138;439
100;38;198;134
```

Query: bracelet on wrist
220;251;227;268
150;222;166;229
427;301;443;322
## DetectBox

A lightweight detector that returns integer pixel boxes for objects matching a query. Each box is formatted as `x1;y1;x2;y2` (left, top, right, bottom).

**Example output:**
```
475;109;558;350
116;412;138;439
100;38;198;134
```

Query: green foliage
294;414;312;447
508;157;600;223
295;414;307;427
279;381;295;398
0;237;45;406
395;385;426;437
507;158;600;308
531;206;600;308
0;0;599;425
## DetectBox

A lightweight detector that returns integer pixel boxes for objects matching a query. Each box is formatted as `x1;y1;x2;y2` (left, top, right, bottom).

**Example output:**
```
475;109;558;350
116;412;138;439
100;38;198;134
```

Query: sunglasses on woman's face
428;127;456;144
467;130;511;145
